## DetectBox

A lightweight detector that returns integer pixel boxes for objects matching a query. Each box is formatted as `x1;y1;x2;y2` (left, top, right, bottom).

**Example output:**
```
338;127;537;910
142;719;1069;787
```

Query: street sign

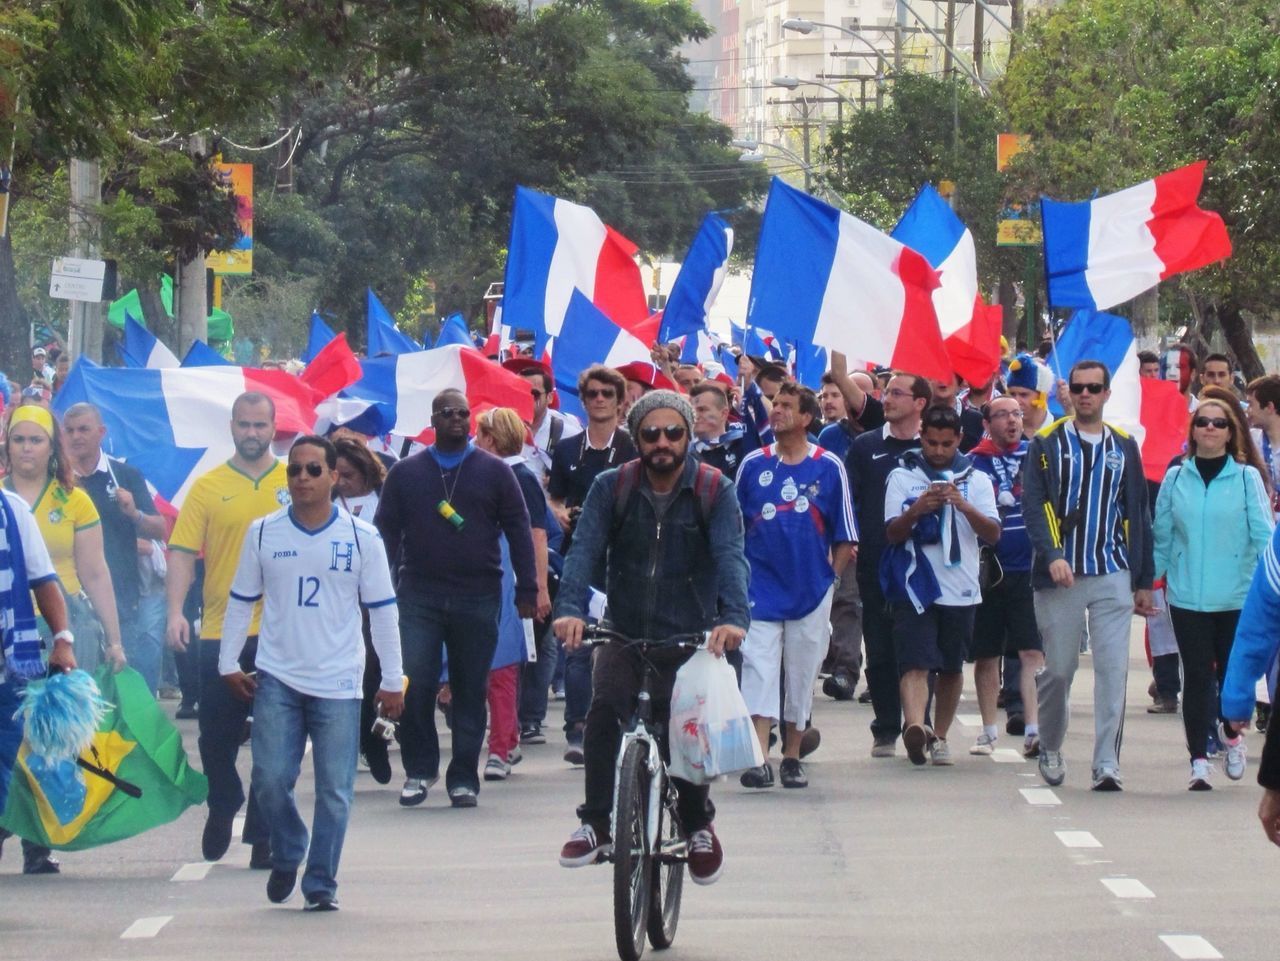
49;256;109;302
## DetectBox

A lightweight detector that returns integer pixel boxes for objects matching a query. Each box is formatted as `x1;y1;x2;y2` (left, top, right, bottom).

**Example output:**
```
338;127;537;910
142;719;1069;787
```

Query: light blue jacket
1152;457;1274;612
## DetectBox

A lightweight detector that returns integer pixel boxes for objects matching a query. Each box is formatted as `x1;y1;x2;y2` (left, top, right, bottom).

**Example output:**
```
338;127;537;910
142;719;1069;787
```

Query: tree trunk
0;232;28;379
1130;288;1158;344
998;277;1020;348
138;285;172;344
1216;301;1265;381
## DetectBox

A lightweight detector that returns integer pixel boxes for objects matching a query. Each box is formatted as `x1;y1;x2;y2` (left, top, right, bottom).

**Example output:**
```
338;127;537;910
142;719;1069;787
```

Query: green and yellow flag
0;667;207;850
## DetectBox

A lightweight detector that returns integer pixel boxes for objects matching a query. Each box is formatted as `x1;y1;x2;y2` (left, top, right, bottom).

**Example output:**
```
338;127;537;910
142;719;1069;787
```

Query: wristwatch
52;629;75;646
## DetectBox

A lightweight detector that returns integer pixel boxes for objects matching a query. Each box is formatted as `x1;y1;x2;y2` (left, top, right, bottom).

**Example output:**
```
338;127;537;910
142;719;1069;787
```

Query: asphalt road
1;621;1272;961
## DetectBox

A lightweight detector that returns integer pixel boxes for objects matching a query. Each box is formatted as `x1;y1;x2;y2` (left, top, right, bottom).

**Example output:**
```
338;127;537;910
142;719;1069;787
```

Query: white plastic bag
668;649;763;785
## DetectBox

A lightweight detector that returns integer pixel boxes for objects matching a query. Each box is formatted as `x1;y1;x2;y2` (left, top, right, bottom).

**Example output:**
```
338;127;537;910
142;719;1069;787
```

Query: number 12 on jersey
297;576;320;608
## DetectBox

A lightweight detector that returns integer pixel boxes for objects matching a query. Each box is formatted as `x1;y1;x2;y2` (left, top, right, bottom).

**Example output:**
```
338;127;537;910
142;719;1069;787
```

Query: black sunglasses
583;388;616;400
1068;382;1105;395
287;462;325;478
436;406;471;419
529;389;545;400
639;424;687;443
1193;416;1230;430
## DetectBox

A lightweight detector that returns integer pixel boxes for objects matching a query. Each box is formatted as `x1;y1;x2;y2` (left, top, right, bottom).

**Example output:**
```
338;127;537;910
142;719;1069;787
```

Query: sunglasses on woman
638;424;687;443
286;462;326;478
1192;416;1230;430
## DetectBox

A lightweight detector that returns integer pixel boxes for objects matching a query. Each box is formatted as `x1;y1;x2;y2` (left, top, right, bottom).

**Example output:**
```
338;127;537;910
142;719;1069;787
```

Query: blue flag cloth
658;213;733;343
302;312;337;364
366;288;421;356
433;313;474;349
180;340;232;367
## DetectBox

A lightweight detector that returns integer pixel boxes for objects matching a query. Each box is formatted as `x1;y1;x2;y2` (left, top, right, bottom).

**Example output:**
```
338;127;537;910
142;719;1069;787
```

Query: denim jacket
553;457;751;640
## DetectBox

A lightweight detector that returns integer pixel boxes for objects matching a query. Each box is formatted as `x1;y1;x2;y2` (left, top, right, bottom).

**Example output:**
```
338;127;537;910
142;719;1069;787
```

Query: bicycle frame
609;695;684;866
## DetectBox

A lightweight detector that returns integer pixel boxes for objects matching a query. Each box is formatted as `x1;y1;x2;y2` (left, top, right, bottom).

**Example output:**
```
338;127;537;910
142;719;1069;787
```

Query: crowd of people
2;333;1280;908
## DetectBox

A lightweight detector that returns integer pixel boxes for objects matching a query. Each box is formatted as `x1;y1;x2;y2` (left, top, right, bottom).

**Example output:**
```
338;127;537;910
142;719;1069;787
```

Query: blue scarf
900;450;974;568
0;492;45;682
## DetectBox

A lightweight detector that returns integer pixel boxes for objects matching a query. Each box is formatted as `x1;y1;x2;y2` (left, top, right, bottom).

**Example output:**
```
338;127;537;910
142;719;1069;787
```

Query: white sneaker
929;738;954;766
483;754;510;781
969;733;997;756
1223;733;1247;781
399;776;437;807
1189;758;1212;791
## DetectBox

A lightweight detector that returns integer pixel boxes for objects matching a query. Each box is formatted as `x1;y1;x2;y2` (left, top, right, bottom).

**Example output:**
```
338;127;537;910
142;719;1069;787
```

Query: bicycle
581;626;705;961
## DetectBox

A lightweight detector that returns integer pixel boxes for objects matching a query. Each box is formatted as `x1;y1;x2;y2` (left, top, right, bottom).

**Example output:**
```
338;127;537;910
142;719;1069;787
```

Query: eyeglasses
1068;382;1105;395
286;462;325;478
884;388;915;400
583;388;616;400
1193;416;1230;430
638;424;687;443
989;409;1024;420
436;406;471;419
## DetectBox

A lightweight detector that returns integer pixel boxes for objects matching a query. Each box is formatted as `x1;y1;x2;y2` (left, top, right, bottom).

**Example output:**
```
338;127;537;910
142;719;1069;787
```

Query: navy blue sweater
375;446;537;604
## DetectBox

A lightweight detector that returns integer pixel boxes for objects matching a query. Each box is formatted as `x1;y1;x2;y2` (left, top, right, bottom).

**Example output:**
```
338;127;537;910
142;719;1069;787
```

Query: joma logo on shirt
273;550;298;559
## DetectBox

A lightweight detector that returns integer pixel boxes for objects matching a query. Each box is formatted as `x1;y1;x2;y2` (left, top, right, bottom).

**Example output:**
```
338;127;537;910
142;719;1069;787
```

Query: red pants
487;664;519;758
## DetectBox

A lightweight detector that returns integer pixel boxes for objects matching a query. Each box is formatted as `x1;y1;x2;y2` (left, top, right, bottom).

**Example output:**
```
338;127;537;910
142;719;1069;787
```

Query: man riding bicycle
553;390;750;884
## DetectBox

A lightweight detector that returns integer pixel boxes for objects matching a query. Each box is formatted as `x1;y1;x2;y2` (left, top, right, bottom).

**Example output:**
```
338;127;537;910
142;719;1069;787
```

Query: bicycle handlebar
580;626;707;650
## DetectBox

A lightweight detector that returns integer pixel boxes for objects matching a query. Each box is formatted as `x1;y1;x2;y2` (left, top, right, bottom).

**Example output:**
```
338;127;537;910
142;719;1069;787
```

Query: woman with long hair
0;403;125;874
475;408;551;781
1154;391;1273;790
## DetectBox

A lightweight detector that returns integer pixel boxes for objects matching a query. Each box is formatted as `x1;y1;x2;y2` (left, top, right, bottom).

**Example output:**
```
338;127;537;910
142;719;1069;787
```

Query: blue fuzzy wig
16;670;109;760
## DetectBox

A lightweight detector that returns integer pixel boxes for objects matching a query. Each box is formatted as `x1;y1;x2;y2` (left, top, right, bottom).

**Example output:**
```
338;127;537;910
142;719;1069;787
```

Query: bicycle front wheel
613;740;652;961
646;783;685;949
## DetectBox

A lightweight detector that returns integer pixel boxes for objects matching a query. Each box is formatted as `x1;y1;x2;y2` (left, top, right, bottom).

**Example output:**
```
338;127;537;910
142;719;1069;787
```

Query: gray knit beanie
626;388;694;438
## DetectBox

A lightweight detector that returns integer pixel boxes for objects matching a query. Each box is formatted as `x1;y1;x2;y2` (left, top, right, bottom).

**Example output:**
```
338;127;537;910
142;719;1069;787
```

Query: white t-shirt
222;506;399;698
3;489;56;585
522;409;583;476
338;490;379;521
884;466;998;606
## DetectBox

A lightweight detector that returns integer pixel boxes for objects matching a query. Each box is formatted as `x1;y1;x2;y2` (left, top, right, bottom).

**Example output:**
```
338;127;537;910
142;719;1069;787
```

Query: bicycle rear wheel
613;740;652;961
646;783;685;949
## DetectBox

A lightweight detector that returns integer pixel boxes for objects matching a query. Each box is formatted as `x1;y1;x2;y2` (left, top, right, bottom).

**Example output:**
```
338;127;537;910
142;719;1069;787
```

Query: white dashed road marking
171;862;213;882
956;714;984;728
1102;877;1155;899
1159;934;1223;959
991;748;1026;763
1055;830;1102;848
121;916;173;939
1019;787;1062;805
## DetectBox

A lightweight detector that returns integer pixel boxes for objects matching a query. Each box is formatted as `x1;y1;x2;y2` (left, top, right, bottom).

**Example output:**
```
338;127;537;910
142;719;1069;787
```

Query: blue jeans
251;673;360;900
563;646;593;736
519;621;559;728
198;640;268;843
122;592;166;695
397;591;500;793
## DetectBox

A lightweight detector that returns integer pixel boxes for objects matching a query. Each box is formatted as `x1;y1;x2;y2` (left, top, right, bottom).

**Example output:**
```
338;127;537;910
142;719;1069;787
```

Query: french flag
434;312;475;350
892;185;1003;386
658;213;733;343
180;339;233;367
502;186;650;352
52;362;318;508
550;291;650;418
747;178;951;383
366;287;423;355
301;311;337;364
1043;309;1189;480
317;345;535;440
119;314;180;369
1042;161;1232;311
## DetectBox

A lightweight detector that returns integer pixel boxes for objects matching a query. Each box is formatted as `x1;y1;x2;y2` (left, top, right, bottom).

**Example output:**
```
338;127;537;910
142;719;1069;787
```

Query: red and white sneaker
687;825;723;886
559;824;611;867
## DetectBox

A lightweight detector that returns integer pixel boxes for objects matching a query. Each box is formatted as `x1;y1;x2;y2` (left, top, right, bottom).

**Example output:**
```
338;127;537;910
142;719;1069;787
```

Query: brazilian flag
0;667;207;850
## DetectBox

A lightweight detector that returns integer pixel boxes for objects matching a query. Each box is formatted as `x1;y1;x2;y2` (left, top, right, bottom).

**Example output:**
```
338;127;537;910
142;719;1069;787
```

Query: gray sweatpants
1034;571;1133;776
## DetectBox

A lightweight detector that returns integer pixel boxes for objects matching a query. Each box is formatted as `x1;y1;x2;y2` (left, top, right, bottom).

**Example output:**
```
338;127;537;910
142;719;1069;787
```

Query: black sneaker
22;848;59;875
249;841;272;870
175;702;198;720
366;747;392;785
779;757;808;788
799;726;821;758
520;724;546;745
822;675;855;701
1005;714;1026;736
903;724;929;766
563;737;585;766
202;811;235;861
267;868;297;903
857;688;873;704
738;763;774;789
449;786;478;808
304;893;339;912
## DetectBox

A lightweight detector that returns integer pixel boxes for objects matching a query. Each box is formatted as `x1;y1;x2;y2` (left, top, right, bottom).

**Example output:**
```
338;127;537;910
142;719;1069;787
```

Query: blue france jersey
735;444;857;621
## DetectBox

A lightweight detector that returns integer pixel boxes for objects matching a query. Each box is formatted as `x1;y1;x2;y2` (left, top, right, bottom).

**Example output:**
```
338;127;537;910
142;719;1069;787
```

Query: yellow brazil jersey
169;460;291;640
3;479;99;594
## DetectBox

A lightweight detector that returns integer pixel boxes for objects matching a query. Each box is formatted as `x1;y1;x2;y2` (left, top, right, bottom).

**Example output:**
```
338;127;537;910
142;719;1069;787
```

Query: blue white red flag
434;313;475;349
302;312;337;364
550;291;650;415
748;178;950;382
180;340;232;367
502;186;650;353
366;288;423;355
658;213;733;343
119;314;179;369
53;364;317;508
1042;161;1231;310
1045;309;1142;437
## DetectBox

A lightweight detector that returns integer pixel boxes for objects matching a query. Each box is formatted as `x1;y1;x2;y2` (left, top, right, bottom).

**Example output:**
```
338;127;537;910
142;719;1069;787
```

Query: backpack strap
547;414;565;451
610;460;644;533
691;462;723;537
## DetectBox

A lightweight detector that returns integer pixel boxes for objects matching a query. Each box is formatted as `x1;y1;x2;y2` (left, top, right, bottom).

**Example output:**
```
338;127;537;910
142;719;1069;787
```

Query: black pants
197;639;269;843
1169;606;1240;761
578;642;714;837
859;573;902;741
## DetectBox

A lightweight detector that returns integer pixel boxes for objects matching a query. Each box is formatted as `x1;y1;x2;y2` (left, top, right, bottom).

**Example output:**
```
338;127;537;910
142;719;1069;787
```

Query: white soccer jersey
222;506;398;698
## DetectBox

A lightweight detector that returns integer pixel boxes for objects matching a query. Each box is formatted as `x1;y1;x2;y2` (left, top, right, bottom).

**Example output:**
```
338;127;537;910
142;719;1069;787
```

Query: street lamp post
781;17;889;109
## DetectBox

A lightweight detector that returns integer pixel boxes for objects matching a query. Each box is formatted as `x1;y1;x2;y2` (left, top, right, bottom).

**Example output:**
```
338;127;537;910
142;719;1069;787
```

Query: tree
1000;0;1280;376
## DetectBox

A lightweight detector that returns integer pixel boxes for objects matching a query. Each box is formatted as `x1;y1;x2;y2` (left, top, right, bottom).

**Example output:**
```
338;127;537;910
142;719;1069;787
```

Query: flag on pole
433;313;476;349
502;186;650;352
366;288;422;355
119;314;180;369
747;178;950;383
658;213;733;343
1041;161;1232;310
302;312;337;364
299;332;363;400
550;291;651;408
0;668;206;851
1044;309;1142;443
180;340;233;367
